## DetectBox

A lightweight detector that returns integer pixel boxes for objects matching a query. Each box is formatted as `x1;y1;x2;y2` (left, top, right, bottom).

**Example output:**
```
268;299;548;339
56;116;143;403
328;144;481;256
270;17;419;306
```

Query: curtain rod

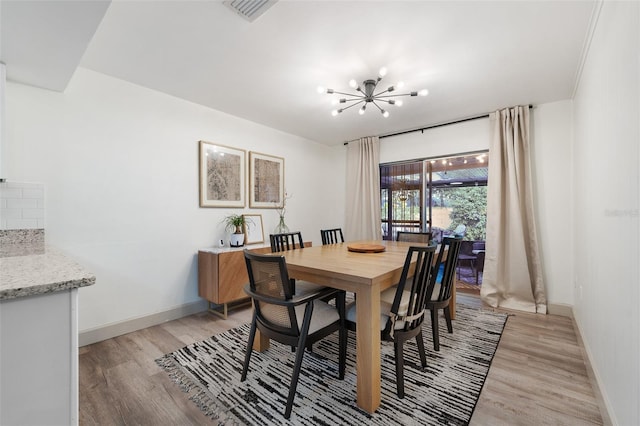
379;113;489;139
343;105;533;144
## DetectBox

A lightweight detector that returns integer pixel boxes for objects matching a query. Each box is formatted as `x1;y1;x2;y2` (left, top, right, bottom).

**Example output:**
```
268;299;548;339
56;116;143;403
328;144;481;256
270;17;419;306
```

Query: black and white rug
156;305;507;425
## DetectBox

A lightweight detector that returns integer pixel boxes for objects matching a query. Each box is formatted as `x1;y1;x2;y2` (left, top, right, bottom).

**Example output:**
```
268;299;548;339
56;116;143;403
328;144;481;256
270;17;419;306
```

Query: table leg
253;329;270;351
356;283;381;413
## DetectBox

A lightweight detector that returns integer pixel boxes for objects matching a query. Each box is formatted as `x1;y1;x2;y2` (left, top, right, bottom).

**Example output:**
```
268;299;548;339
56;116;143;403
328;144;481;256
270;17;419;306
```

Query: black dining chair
270;231;304;252
320;228;344;245
474;250;486;285
396;231;432;243
270;231;326;296
241;250;347;419
456;240;476;280
345;245;437;398
427;236;462;351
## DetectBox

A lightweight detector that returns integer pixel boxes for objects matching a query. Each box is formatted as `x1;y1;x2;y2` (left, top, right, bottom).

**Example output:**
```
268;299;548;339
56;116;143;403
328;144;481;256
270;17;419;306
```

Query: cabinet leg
207;302;228;319
206;298;251;319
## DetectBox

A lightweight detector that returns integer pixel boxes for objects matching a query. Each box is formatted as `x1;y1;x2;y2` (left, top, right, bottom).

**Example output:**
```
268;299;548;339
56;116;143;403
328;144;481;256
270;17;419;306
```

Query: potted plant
223;214;251;247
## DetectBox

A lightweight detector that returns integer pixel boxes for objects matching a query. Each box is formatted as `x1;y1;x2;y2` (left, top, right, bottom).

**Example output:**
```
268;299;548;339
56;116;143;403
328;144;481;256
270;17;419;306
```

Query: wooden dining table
251;239;454;414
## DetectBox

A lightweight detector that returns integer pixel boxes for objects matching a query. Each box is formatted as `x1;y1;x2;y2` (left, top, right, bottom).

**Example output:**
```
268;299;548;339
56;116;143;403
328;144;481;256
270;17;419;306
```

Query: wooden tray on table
347;243;386;253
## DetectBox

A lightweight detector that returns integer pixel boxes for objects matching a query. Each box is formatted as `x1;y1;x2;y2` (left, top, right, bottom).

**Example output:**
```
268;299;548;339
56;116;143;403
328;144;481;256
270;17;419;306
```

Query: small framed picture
243;214;264;244
199;141;246;208
249;152;284;208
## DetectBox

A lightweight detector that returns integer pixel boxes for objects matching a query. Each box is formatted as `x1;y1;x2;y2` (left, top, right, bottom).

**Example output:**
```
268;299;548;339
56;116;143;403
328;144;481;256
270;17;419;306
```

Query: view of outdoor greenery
433;186;487;240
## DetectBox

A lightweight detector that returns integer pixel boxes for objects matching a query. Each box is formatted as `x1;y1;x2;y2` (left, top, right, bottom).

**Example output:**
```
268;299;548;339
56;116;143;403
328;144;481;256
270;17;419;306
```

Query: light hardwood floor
79;295;603;425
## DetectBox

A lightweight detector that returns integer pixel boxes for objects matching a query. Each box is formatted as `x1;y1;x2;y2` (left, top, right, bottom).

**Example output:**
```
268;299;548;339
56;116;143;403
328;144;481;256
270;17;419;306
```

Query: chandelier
318;67;428;117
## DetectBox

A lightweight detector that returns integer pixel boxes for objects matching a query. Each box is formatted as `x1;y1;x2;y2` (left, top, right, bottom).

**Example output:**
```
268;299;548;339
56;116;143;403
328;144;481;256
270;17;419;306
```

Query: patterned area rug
156;305;507;425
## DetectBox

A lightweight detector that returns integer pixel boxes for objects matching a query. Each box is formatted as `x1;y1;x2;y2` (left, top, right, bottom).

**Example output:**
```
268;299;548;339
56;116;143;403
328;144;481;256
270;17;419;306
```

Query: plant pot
230;233;244;247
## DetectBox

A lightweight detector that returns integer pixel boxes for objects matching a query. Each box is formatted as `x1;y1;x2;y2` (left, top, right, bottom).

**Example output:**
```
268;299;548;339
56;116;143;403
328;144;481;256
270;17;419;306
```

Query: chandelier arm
330;90;363;98
375;93;414;99
371;101;385;113
373;88;391;97
339;100;365;112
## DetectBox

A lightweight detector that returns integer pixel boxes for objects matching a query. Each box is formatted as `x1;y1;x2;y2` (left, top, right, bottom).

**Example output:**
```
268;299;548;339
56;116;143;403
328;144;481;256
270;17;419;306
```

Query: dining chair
270;231;311;295
241;250;347;419
396;231;432;243
427;236;462;351
472;241;486;285
456;240;477;279
474;250;485;285
320;228;344;245
345;245;437;398
270;231;304;252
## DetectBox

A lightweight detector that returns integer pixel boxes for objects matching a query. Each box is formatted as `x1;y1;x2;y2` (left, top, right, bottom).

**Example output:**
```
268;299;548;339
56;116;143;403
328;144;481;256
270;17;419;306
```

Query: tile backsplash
0;181;45;230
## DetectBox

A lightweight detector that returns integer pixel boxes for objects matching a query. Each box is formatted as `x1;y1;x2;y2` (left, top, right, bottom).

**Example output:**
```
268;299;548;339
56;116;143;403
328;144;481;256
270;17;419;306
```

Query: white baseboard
547;302;573;318
572;310;614;426
78;300;208;347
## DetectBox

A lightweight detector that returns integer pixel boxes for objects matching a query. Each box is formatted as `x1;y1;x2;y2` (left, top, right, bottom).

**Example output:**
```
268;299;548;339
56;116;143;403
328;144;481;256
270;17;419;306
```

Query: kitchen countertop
0;242;95;301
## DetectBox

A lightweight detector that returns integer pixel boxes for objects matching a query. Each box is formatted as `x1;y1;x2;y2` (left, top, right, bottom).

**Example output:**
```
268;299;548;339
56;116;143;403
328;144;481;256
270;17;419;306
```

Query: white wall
380;101;574;307
572;2;639;425
380;117;490;162
530;100;574;306
6;68;346;333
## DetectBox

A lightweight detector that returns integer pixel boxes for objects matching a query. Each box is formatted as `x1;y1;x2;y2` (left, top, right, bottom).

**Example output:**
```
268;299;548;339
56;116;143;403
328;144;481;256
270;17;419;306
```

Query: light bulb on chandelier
320;67;428;117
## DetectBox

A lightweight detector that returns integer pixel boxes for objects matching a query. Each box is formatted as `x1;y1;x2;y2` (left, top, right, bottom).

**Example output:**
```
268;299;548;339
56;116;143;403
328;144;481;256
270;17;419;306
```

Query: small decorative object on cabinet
243;214;264;244
274;215;289;234
223;214;252;247
274;192;292;233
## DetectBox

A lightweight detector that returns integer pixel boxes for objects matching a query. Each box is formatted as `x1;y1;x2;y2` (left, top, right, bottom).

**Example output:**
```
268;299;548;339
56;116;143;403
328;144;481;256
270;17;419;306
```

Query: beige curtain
345;136;382;241
481;106;546;313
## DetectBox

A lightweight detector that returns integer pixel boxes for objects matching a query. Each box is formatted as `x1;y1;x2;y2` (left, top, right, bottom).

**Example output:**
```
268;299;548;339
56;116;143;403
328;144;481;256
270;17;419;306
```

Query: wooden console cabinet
198;242;310;317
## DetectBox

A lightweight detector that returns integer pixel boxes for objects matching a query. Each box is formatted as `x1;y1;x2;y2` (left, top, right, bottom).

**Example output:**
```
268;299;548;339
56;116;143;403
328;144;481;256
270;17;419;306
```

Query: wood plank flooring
79;295;603;425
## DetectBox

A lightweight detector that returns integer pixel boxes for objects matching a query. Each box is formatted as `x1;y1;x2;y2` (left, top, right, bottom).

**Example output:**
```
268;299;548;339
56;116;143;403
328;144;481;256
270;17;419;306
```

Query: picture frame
199;141;246;208
249;151;284;208
243;214;264;244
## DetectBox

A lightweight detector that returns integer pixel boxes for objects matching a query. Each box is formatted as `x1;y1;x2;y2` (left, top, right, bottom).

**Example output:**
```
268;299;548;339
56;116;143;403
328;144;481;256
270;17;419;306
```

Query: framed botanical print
199;141;246;207
249;151;284;208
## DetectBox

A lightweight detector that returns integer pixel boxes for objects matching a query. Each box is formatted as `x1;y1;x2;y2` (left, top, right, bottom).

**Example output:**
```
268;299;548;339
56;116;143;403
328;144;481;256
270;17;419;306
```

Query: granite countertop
0;242;96;301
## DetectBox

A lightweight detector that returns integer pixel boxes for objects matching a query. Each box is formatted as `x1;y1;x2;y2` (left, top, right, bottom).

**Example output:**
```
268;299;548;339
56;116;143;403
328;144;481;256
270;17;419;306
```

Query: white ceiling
1;0;596;146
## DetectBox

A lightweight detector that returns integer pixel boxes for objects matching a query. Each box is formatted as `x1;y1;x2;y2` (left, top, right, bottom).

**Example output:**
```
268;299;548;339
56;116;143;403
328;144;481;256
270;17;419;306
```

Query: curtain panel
345;136;382;241
482;106;547;313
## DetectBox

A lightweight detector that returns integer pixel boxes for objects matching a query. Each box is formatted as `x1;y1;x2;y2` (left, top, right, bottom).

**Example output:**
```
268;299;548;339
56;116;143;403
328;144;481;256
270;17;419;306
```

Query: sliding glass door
380;152;488;242
381;152;489;286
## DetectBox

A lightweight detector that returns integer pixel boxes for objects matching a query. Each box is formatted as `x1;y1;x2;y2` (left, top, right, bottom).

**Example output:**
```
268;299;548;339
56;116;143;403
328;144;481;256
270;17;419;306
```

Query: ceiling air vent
223;0;278;22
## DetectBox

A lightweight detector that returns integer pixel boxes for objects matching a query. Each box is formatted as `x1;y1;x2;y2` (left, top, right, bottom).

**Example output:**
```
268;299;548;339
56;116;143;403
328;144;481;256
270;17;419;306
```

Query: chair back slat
320;228;344;245
244;251;299;334
270;232;305;252
396;231;432;243
386;245;436;334
429;237;462;302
